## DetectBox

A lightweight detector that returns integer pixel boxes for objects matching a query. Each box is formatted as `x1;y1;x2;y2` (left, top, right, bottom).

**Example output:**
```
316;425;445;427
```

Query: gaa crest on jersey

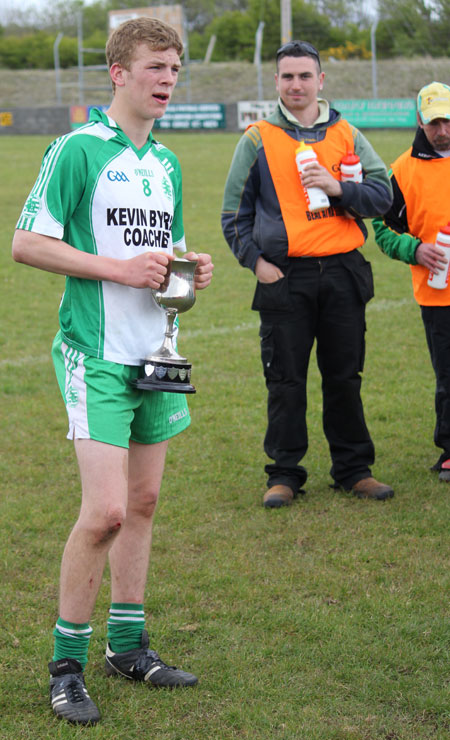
23;195;41;217
107;170;130;182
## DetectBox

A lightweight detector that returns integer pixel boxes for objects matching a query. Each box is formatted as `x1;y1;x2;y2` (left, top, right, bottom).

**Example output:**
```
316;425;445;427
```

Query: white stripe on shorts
61;341;89;440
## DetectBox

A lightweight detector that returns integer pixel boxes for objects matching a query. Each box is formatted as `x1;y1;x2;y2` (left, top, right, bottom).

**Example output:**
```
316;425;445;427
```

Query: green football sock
107;602;145;654
52;618;93;670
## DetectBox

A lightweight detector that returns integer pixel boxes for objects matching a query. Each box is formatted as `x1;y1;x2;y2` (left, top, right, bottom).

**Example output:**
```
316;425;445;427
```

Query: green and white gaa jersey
16;108;186;365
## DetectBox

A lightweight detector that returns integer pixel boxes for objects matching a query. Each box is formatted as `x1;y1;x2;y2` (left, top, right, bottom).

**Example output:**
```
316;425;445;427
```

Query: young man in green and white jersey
12;16;213;726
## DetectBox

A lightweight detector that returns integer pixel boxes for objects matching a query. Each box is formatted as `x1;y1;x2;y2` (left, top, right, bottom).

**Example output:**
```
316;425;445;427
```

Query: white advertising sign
237;101;277;129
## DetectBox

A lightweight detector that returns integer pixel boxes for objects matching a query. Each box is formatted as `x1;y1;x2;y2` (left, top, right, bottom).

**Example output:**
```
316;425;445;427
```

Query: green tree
249;0;349;60
195;0;369;63
182;0;248;31
423;0;450;54
82;1;110;35
315;0;372;27
376;0;440;57
0;32;61;68
207;10;256;61
2;0;450;67
188;30;210;60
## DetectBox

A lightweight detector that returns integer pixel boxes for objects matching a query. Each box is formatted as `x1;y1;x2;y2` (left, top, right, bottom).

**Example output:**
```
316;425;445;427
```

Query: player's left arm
372;171;421;264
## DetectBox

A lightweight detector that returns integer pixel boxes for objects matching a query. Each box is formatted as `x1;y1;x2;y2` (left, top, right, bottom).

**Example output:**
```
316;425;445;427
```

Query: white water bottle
427;223;450;289
340;152;363;183
295;141;330;212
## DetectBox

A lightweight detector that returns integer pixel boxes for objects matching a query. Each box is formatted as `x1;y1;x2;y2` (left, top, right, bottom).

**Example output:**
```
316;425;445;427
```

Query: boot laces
66;675;87;703
136;648;175;673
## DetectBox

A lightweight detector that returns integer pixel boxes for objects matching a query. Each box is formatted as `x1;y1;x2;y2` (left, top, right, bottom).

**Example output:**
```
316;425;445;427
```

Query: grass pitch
0;130;449;739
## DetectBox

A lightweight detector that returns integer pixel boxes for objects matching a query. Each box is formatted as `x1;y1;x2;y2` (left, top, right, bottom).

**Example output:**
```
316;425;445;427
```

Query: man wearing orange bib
374;82;450;481
222;41;394;507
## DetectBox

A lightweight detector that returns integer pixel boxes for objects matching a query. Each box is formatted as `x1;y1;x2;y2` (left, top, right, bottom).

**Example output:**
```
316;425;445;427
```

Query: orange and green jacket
373;126;450;306
221;103;392;272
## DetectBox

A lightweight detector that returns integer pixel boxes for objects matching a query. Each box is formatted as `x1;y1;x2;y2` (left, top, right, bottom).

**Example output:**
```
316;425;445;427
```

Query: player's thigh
74;438;129;522
131;390;191;445
52;333;141;448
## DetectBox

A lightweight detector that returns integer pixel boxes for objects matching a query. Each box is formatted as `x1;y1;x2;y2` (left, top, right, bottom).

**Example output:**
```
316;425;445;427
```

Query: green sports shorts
52;331;191;448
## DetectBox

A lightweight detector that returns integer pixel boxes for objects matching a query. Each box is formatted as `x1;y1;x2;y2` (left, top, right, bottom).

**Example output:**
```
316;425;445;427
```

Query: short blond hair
106;16;183;90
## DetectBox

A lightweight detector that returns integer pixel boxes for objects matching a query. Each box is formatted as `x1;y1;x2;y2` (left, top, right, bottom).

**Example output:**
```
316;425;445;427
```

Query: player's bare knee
91;506;126;545
130;488;159;519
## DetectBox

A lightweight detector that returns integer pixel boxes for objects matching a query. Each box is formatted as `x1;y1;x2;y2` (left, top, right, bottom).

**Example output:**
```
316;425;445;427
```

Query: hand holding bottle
300;162;343;198
416;242;447;274
425;224;450;289
295;142;337;211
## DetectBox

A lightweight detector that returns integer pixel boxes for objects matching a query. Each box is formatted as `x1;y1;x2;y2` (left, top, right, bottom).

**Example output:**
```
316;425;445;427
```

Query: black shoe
49;658;100;725
105;630;198;688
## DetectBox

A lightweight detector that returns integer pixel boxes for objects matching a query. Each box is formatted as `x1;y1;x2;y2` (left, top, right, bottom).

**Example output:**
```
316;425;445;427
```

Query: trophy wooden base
132;360;196;394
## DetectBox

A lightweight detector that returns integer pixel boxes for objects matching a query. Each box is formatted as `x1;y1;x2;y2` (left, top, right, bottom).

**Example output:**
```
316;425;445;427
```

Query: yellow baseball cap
417;82;450;124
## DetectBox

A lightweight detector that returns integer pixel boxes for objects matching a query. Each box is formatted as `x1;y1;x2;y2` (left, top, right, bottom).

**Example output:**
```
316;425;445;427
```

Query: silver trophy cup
134;258;197;393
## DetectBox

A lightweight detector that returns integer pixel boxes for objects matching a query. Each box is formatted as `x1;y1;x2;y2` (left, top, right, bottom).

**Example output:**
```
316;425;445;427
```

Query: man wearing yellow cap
373;81;450;480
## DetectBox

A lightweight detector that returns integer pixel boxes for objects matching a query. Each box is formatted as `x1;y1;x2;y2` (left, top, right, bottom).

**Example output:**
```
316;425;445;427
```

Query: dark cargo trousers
421;304;450;465
253;250;375;493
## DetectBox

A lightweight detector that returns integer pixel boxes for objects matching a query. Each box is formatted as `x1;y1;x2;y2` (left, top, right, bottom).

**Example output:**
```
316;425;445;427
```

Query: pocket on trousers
259;324;282;381
251;276;292;312
340;250;374;305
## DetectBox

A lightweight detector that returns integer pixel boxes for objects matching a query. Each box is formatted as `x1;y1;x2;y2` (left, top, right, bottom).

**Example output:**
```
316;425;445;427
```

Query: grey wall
0;104;241;135
0;107;72;136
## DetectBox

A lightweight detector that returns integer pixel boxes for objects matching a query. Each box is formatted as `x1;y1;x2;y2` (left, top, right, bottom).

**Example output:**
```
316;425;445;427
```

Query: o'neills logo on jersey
23;195;41;217
107;207;173;249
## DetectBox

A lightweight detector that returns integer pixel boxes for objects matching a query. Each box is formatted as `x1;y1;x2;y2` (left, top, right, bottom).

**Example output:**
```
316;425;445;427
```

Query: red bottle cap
440;224;450;235
341;152;360;165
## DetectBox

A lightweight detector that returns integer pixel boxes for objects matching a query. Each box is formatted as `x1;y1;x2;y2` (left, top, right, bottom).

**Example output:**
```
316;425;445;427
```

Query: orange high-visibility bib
256;119;365;257
392;148;450;305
